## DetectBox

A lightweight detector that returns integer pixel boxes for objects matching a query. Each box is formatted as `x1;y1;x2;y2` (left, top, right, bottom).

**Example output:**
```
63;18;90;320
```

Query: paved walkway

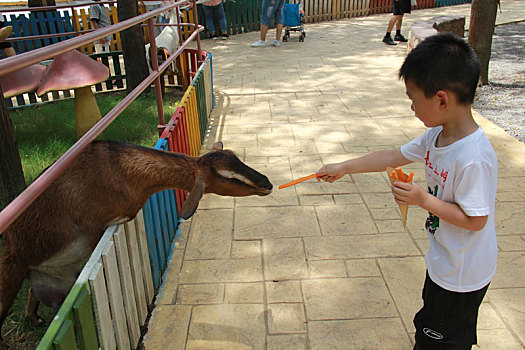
144;1;525;349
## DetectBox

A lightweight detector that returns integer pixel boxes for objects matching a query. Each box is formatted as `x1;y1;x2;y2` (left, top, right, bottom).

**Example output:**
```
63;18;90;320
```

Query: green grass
1;89;180;349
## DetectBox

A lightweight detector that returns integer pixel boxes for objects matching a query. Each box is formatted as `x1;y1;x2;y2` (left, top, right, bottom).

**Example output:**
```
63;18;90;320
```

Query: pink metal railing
0;0;204;235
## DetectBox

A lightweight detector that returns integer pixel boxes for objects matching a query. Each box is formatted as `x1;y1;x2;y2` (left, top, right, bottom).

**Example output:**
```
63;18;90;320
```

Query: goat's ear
180;173;206;219
211;141;223;152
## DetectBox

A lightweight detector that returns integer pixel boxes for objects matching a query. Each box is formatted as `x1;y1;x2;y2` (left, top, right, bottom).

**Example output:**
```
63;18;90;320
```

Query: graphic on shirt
425;185;440;235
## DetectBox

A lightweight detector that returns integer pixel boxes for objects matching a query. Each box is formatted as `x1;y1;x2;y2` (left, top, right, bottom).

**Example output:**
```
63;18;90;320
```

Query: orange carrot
407;172;414;183
390;170;399;180
279;174;319;189
396;167;408;182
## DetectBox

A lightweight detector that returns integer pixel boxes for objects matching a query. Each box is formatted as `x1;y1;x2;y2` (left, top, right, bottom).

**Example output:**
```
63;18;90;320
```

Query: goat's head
181;142;273;219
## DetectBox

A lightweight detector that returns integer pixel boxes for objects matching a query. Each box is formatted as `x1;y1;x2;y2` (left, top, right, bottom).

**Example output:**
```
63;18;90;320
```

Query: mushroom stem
74;86;102;138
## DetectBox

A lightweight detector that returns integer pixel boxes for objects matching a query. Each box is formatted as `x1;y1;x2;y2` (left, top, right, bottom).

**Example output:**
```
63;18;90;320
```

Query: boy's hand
391;181;427;207
316;163;346;183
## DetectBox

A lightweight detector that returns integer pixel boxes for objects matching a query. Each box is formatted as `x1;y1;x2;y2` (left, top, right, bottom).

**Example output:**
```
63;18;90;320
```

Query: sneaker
221;32;229;40
394;33;408;42
382;34;397;45
271;39;281;47
209;32;217;40
251;40;266;47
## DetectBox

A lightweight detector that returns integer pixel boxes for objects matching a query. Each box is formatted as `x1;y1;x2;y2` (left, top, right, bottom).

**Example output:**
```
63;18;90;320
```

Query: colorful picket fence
35;51;213;349
3;5;121;55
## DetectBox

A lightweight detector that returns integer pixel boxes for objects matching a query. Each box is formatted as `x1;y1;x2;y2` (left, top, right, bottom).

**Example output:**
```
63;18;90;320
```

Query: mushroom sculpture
0;64;46;99
37;50;109;138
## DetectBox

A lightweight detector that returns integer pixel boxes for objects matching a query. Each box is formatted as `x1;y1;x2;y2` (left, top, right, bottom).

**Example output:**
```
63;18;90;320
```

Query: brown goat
0;140;272;348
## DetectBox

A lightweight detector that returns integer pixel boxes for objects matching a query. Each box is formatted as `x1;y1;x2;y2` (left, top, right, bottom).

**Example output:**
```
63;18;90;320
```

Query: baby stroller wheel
299;34;304;42
283;35;288;42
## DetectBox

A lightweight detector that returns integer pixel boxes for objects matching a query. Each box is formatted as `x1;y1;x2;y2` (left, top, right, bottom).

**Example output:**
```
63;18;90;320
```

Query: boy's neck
437;104;478;148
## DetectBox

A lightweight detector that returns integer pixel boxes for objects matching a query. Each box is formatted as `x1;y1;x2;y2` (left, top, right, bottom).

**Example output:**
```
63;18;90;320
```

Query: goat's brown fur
0;140;272;347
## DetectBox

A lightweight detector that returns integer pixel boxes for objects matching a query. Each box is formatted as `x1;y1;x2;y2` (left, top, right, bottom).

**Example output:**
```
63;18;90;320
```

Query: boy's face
405;80;443;128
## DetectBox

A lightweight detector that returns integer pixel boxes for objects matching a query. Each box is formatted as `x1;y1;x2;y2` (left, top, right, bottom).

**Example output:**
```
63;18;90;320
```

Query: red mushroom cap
0;64;46;98
37;50;109;96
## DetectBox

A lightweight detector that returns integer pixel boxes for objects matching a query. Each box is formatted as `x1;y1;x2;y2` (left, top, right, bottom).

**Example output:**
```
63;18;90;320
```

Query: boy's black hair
398;32;480;104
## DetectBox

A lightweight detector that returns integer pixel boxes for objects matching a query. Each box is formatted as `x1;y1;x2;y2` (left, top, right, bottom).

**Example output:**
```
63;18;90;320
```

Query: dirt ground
472;21;525;143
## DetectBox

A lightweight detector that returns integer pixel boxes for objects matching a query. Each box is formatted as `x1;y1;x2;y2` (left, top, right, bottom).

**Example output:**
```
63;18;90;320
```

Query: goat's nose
264;183;273;191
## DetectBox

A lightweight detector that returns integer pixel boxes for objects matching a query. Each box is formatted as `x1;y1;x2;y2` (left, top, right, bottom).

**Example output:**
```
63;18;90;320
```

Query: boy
317;33;497;349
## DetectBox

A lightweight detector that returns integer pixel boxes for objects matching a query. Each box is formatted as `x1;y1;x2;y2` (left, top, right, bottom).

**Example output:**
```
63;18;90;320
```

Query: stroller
282;2;306;42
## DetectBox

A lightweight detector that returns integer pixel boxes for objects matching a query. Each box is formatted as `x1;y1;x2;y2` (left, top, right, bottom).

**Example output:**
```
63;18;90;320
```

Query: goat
0;140;272;348
145;8;181;74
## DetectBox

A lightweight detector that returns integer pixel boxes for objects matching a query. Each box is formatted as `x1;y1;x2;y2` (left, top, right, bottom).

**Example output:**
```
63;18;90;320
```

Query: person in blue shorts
251;0;285;47
383;0;411;45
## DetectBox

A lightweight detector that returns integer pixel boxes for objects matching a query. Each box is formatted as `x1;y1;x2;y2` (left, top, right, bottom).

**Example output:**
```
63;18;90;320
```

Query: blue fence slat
142;201;161;287
29;13;43;49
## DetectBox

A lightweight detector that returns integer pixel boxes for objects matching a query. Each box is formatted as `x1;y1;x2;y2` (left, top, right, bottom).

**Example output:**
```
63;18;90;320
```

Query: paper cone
386;167;410;230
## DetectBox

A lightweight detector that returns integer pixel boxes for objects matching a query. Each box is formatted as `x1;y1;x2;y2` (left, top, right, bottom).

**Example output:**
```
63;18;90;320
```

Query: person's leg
383;14;400;45
394;15;408;42
202;5;216;37
217;2;228;35
275;23;283;41
260;24;269;41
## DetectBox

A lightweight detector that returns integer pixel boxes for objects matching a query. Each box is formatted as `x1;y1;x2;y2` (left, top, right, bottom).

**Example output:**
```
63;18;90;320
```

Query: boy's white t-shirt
401;126;498;292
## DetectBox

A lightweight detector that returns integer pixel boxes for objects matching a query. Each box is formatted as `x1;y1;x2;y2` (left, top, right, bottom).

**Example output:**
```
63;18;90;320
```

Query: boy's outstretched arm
392;182;488;231
316;148;411;183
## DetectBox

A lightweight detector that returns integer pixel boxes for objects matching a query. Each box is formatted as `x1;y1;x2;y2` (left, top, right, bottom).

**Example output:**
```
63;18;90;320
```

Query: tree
117;0;149;94
0;86;25;210
468;0;498;85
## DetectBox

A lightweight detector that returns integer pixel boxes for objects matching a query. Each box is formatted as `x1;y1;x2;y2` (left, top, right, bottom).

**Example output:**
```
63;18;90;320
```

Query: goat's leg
25;287;43;325
0;256;28;349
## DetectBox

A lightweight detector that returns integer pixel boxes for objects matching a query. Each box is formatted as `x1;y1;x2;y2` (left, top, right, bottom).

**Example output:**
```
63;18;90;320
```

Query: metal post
192;0;202;63
147;17;165;133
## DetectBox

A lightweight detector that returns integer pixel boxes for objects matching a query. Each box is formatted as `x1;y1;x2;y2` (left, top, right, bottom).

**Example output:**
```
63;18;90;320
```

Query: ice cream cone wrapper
386;167;411;230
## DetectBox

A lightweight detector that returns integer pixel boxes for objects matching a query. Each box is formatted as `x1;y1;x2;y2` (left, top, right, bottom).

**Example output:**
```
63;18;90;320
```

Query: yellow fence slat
88;262;117;350
102;240;131;350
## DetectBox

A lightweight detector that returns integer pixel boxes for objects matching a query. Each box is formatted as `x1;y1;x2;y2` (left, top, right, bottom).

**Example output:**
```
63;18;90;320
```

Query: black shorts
393;0;411;15
413;272;489;350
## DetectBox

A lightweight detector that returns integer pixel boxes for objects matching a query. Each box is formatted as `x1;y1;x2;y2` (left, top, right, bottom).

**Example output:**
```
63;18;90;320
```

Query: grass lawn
1;89;180;349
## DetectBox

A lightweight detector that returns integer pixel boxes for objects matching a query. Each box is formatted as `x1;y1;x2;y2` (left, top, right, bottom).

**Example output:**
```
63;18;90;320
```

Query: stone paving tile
304;233;420;260
378;257;426;332
345;259;382;278
307;260;347;278
302;278;398;320
187;304;266;350
179;258;263;284
231;240;261;259
266;281;303;303
176;283;224;304
308;318;412;349
495;202;525;235
263;238;309;281
143;305;191;350
490;251;525;288
224;282;264;304
487;288;525;346
268;303;307;334
185;209;233;260
316;204;378;235
266;334;307;350
234;207;321;239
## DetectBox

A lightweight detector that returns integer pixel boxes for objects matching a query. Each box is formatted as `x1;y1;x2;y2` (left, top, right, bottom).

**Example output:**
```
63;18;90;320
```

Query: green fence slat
73;286;99;350
52;319;76;350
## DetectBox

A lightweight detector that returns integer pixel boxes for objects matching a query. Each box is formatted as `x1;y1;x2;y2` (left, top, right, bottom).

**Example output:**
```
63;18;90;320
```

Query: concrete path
144;1;525;349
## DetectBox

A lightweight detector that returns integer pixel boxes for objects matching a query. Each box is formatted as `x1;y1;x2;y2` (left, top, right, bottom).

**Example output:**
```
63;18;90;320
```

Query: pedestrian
383;0;411;45
250;0;285;47
317;33;497;350
90;0;112;53
202;0;229;40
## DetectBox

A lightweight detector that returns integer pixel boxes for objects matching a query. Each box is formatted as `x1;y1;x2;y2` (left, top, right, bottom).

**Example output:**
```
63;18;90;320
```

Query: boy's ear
436;90;449;109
